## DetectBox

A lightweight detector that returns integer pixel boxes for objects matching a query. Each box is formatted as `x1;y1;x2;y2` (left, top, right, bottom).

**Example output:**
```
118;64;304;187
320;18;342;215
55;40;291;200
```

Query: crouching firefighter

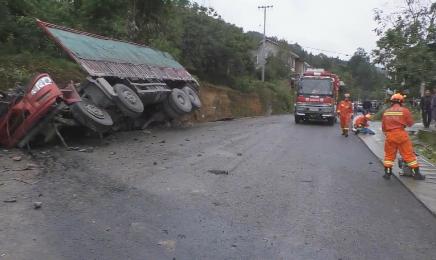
381;93;425;180
337;93;353;137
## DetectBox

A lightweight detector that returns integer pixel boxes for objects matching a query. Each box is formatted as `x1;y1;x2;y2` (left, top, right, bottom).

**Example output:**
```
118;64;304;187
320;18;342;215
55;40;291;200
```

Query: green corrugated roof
47;27;183;69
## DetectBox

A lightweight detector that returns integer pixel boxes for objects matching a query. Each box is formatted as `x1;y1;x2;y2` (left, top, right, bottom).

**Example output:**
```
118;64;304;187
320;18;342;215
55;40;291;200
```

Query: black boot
344;130;349;137
412;167;425;180
383;167;392;180
341;129;345;135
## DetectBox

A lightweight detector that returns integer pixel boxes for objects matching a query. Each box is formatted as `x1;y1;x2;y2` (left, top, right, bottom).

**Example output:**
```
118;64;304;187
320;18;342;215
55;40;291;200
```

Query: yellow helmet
390;93;404;102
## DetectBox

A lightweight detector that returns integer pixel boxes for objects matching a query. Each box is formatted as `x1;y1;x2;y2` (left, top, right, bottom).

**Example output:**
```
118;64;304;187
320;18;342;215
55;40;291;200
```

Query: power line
293;44;352;57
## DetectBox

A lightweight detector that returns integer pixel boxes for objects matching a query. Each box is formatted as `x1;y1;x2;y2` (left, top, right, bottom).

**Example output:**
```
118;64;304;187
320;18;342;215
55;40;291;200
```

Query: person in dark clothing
362;101;371;115
420;89;433;128
432;88;436;126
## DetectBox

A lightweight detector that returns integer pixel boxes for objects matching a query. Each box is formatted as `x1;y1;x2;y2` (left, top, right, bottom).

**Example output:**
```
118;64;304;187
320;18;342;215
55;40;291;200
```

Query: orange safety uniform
337;100;353;131
354;115;369;128
382;104;418;169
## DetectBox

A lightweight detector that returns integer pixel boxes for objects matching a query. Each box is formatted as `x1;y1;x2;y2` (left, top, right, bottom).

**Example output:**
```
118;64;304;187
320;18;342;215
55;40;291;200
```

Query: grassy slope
0;53;85;90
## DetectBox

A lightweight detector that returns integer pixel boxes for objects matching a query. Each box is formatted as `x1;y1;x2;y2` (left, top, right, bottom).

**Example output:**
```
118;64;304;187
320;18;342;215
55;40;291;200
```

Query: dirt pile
188;83;264;123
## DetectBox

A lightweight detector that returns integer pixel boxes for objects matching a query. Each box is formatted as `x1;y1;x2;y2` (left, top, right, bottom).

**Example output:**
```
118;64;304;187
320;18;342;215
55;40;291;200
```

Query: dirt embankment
187;83;266;123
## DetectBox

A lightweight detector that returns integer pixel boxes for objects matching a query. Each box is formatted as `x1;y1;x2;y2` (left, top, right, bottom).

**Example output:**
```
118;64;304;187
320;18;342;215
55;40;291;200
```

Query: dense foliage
373;0;436;94
0;0;388;101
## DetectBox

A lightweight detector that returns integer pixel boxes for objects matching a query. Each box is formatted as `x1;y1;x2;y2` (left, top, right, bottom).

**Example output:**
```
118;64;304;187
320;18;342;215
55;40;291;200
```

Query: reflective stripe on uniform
384;160;394;166
407;160;418;166
384;112;403;116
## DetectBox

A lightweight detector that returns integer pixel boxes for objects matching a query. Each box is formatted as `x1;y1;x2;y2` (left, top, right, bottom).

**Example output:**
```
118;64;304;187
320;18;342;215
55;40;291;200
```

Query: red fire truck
294;69;341;125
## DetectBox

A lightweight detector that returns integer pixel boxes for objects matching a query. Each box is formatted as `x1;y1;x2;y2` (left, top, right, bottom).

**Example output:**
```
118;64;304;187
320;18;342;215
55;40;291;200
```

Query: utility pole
258;5;273;82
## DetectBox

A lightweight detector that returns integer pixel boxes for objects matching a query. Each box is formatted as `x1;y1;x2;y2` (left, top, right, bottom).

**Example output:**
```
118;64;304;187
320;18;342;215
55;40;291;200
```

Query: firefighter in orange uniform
382;93;425;180
337;93;353;137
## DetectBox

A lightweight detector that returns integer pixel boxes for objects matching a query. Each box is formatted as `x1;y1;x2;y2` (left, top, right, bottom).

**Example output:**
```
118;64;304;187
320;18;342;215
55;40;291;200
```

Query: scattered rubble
157;240;176;252
33;202;42;209
11;156;22;161
3;197;17;203
208;170;229;175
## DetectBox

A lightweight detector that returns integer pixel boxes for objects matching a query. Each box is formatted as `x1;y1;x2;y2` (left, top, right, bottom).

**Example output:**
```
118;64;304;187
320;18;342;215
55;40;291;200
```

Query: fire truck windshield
299;79;333;95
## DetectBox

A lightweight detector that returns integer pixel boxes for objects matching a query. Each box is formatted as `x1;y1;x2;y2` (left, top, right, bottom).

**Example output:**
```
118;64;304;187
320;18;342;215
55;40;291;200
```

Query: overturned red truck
294;69;342;125
0;20;201;148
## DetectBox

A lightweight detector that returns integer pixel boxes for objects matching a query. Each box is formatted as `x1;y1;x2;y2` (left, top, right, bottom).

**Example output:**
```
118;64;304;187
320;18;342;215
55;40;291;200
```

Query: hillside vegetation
1;0;388;102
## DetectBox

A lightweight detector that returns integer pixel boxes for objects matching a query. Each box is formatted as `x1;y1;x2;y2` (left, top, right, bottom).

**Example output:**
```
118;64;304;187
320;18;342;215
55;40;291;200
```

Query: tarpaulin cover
38;20;194;81
47;27;183;69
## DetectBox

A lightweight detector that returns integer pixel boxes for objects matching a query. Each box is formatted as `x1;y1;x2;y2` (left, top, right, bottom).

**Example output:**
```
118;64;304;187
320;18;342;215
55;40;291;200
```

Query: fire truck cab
294;69;340;125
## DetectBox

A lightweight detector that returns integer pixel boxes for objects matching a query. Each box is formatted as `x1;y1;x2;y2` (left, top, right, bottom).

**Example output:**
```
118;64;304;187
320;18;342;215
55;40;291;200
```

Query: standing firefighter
382;94;425;180
337;93;353;137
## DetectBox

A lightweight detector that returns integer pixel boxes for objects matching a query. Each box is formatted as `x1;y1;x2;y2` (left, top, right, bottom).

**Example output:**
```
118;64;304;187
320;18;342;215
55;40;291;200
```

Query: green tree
373;0;436;93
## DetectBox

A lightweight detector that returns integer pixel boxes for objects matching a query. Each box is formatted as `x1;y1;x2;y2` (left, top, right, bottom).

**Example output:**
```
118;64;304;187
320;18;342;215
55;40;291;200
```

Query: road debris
237;153;243;156
208;170;229;175
3;197;17;203
12;178;39;185
11;156;22;161
33;201;42;209
157;240;176;252
78;147;94;153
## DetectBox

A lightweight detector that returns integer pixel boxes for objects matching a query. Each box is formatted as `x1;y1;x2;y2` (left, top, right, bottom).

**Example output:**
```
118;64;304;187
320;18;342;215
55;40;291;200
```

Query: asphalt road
1;115;436;260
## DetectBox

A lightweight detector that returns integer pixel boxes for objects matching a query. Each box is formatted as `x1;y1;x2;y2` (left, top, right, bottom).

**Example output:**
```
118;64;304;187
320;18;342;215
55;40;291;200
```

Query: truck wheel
169;88;192;114
163;98;180;119
71;100;113;133
113;83;144;118
182;86;201;109
295;115;301;124
327;118;335;126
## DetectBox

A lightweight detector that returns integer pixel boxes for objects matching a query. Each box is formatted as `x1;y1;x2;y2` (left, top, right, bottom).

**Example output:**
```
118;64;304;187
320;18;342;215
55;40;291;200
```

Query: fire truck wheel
113;84;144;118
182;86;201;109
169;88;192;114
71;100;113;133
295;115;301;124
163;96;181;119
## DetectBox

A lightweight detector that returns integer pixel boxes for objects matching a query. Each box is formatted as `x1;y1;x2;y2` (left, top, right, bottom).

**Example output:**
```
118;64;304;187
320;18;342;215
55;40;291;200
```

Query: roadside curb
358;123;436;217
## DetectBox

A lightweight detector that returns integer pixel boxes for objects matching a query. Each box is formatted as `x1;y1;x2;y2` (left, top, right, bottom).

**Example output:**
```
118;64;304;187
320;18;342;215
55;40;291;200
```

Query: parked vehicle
0;74;105;148
294;69;341;125
37;20;201;131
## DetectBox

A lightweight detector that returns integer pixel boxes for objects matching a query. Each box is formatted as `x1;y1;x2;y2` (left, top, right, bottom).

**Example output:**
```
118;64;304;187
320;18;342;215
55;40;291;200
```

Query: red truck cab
0;74;81;148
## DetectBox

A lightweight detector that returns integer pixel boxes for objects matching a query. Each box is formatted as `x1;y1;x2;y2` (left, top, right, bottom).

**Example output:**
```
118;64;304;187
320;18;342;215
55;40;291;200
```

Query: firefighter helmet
390;93;404;103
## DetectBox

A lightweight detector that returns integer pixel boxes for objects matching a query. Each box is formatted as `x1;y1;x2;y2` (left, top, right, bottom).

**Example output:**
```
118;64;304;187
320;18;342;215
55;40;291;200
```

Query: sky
192;0;408;60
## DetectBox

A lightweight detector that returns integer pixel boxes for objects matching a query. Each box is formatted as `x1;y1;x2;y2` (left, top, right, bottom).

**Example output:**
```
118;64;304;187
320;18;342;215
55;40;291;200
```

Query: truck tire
295;115;301;124
163;97;180;119
327;118;335;126
168;88;192;114
113;83;144;118
182;86;201;109
71;100;113;133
